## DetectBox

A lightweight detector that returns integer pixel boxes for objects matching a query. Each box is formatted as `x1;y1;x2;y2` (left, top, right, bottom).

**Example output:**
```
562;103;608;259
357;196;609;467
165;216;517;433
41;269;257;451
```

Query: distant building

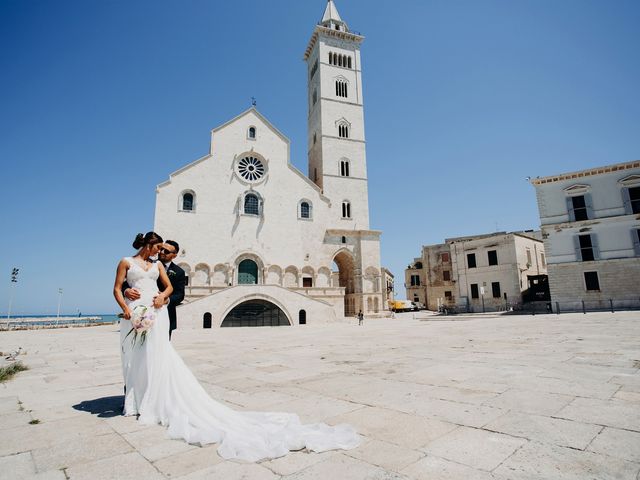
406;232;548;312
530;160;640;310
381;267;395;308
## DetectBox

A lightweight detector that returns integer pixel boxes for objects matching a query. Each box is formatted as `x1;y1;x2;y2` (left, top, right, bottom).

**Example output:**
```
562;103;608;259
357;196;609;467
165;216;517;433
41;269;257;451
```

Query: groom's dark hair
166;240;179;253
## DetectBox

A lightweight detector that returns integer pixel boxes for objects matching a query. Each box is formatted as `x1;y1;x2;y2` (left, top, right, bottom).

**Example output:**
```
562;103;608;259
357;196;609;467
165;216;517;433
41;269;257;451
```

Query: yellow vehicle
389;299;413;313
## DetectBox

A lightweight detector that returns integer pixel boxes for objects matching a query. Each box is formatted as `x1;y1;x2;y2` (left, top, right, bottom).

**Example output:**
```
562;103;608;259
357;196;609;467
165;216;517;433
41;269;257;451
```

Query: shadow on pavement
72;395;123;418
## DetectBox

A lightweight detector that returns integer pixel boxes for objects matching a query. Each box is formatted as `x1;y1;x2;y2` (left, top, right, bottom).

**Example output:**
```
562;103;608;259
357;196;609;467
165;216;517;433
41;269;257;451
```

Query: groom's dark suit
161;262;186;339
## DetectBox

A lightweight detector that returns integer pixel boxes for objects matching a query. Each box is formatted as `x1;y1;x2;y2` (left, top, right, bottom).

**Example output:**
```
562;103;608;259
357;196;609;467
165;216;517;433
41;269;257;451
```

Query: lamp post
7;268;19;319
57;288;63;319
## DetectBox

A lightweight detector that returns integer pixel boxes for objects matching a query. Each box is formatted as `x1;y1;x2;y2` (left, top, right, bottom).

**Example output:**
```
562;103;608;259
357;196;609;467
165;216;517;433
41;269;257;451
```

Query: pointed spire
322;0;342;24
320;0;348;32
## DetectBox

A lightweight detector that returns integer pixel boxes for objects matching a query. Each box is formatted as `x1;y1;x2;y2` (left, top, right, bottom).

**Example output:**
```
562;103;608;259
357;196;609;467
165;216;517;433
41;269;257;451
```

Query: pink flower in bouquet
125;305;156;346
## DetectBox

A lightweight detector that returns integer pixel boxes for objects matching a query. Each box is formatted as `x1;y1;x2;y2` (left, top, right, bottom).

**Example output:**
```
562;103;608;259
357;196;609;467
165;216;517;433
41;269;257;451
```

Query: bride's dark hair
132;231;163;249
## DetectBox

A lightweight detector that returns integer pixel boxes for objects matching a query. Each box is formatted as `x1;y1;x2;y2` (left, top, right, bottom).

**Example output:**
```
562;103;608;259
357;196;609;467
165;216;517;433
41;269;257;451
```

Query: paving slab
174;461;280;480
587;427;640;463
484;411;602;450
493;441;640;480
65;451;164;480
344;438;425;472
482;388;575;416
30;432;133;472
261;450;336;476
401;455;496;480
0;415;112;457
284;453;410;480
152;444;224;477
555;397;640;431
327;406;457;449
421;425;526;471
0;411;34;429
0;452;36;480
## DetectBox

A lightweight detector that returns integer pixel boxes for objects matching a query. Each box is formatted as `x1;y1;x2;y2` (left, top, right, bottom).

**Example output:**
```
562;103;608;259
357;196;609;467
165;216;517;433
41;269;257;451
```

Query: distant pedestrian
358;310;364;326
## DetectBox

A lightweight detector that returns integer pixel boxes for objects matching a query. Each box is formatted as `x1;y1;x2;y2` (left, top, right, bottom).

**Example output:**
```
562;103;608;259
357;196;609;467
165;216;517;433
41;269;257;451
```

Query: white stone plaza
1;312;640;479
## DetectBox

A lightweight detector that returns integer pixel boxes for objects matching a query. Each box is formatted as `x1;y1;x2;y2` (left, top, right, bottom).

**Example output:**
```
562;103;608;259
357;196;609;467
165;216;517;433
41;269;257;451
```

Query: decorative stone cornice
530;160;640;186
326;229;381;237
304;25;364;60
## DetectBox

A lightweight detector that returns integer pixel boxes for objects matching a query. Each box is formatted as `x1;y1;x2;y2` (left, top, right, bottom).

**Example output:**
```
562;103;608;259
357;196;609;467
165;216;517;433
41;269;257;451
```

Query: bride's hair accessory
132;231;164;249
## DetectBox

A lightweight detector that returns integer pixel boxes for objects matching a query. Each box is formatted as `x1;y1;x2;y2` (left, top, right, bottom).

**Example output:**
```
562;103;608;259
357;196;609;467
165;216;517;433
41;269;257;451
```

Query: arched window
341;236;347;244
203;312;212;329
244;193;259;215
329;52;333;64
340;159;350;177
300;201;311;219
335;80;347;98
338;55;342;67
299;310;306;325
342;201;351;219
338;124;349;138
333;52;337;65
181;191;195;211
238;259;258;285
247;126;256;139
348;56;352;69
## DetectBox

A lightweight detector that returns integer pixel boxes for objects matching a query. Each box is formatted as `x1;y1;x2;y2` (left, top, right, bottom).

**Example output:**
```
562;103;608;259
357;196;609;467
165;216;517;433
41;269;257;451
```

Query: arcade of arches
181;251;382;320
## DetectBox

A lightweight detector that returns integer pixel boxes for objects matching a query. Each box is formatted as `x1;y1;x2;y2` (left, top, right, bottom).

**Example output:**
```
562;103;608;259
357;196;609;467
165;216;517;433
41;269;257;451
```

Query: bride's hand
153;295;165;309
122;307;132;320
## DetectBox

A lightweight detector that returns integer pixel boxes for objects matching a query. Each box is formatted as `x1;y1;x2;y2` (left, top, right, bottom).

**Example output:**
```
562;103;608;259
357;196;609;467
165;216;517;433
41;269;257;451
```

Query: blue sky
1;0;639;315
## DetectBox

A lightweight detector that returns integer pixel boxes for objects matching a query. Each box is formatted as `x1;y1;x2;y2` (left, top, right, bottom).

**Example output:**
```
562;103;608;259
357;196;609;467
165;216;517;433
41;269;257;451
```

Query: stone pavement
1;311;640;479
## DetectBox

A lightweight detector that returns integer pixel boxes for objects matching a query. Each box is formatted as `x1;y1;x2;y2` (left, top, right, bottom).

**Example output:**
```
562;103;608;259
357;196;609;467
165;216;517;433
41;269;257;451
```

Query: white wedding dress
120;257;360;462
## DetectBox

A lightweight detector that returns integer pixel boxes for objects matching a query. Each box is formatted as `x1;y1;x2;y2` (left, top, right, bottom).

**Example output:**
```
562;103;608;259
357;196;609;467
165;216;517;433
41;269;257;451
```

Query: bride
113;231;361;462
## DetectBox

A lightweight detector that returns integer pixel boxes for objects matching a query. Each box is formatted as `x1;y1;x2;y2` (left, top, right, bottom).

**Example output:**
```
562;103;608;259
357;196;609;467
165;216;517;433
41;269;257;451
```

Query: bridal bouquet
122;305;156;346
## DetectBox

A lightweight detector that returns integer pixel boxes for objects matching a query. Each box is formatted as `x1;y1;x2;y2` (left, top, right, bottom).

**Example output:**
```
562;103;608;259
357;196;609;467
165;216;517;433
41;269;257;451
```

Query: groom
124;240;186;339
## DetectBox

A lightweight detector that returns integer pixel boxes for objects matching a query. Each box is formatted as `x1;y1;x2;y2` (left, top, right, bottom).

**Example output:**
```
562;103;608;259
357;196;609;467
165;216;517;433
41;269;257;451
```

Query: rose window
237;156;265;182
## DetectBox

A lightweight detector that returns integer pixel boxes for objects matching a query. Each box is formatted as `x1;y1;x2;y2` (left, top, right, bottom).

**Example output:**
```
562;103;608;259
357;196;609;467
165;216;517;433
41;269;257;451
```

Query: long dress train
120;257;361;462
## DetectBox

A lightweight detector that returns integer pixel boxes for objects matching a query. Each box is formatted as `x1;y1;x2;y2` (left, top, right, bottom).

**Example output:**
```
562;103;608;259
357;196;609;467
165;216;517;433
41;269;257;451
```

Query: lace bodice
125;257;159;305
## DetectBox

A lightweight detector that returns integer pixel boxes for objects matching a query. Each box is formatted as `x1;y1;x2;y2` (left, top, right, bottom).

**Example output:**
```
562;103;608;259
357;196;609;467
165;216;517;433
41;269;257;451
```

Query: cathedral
153;1;387;328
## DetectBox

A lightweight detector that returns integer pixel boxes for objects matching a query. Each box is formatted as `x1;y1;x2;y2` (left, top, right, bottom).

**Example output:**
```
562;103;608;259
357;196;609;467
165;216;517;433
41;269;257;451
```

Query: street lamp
7;268;19;319
57;288;63;319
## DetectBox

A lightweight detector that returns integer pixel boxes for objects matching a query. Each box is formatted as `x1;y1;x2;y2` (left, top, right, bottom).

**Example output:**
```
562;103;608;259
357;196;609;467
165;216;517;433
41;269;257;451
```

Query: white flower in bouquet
123;305;156;346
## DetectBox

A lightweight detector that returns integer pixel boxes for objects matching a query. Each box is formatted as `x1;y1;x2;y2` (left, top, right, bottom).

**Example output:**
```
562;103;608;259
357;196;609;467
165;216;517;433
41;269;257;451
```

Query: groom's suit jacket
160;262;186;337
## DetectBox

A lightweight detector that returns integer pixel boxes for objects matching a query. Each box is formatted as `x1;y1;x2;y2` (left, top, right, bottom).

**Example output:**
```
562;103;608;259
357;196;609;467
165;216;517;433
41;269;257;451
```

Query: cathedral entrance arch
221;300;291;327
238;259;258;284
332;250;357;316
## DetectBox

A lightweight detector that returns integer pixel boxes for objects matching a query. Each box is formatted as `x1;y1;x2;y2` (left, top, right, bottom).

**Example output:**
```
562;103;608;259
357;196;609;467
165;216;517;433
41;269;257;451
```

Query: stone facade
531;160;640;309
153;2;386;328
406;232;547;312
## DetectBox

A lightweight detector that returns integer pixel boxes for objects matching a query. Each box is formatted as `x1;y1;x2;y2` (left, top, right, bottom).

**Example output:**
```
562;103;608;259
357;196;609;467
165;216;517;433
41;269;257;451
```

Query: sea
2;314;120;328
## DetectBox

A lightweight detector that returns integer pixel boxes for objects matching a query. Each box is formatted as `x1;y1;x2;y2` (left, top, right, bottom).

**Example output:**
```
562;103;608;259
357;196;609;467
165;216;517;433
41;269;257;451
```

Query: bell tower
304;1;370;229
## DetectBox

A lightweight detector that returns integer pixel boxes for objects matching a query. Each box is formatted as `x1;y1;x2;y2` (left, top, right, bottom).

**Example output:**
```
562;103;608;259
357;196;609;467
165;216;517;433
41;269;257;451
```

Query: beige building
531;160;640;310
381;267;395;308
406;232;547;312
